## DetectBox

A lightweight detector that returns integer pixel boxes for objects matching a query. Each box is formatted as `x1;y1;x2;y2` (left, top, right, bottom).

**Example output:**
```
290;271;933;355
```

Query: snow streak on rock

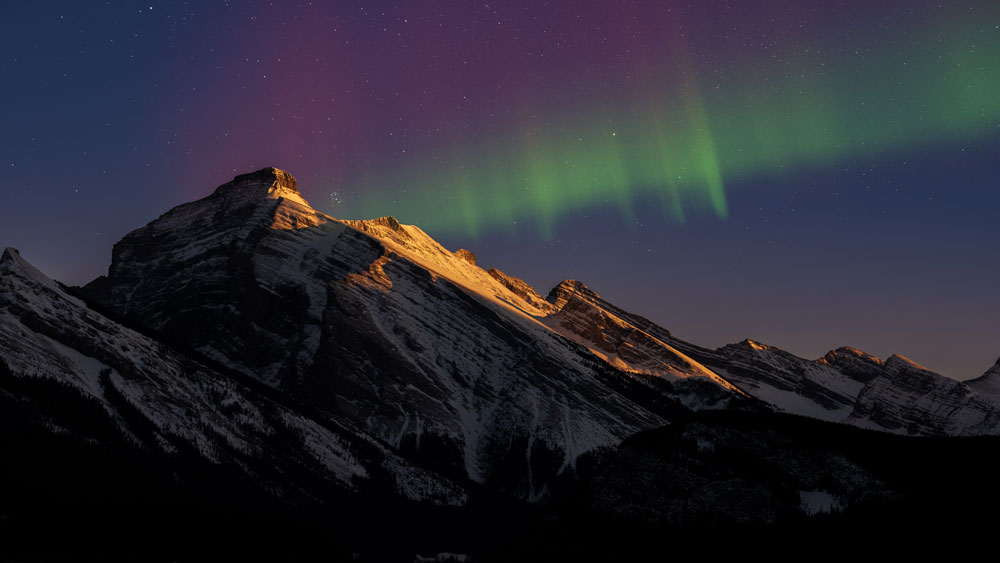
1;244;466;505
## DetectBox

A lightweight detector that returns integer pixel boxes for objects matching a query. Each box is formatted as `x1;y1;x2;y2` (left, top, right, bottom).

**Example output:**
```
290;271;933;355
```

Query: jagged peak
546;279;601;308
816;346;884;382
1;247;20;265
345;216;404;232
819;346;882;365
339;216;418;247
885;353;933;373
1;247;34;275
552;280;599;298
724;338;773;352
0;247;62;293
211;166;310;208
487;267;553;311
454;249;476;265
486;267;511;281
232;166;299;192
719;339;800;360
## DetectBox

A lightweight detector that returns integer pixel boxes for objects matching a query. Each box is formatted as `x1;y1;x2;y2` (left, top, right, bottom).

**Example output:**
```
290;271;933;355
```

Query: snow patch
799;490;842;515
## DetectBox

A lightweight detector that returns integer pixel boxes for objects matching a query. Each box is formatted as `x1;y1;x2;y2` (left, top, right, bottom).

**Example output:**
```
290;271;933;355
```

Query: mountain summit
83;167;712;494
217;166;305;203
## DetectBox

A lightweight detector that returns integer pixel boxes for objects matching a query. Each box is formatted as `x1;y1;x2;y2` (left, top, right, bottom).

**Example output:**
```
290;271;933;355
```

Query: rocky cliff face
845;354;1000;435
967;358;1000;395
0;246;465;506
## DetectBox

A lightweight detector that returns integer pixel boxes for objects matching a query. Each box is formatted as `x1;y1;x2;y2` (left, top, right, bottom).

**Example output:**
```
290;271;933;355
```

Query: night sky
2;1;998;379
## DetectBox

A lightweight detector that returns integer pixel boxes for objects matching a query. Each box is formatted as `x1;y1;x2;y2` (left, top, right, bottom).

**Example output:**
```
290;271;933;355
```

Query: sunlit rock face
486;267;554;313
540;278;746;407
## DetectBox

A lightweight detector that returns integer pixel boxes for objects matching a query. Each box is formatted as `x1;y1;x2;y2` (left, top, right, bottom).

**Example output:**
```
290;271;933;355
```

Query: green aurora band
340;21;1000;238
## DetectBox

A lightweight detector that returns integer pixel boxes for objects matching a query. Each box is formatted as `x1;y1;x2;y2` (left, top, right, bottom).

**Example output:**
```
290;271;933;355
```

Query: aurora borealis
347;13;1000;238
2;1;998;377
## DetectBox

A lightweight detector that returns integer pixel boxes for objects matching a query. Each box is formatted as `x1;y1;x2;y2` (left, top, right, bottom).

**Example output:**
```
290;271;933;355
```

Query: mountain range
3;167;999;560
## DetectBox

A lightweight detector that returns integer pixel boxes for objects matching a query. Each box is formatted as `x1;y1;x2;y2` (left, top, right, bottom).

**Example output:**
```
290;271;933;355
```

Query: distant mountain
505;244;1000;436
4;166;1000;558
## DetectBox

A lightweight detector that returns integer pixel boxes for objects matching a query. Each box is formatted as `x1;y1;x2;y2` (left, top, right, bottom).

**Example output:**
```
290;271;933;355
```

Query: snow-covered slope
697;342;1000;435
706;341;874;422
0;246;465;505
341;215;558;319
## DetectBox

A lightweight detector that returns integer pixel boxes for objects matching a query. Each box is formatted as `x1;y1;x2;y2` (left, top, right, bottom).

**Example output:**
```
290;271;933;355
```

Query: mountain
78;167;1000;462
81;167;745;498
5;165;1000;558
0;246;464;505
534;266;1000;435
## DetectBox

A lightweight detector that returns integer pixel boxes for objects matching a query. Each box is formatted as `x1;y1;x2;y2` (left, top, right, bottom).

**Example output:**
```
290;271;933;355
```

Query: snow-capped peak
342;216;410;239
1;247;64;295
214;166;310;207
815;346;883;383
967;357;1000;395
347;215;404;231
820;347;882;364
724;338;773;352
1;246;20;266
885;353;932;374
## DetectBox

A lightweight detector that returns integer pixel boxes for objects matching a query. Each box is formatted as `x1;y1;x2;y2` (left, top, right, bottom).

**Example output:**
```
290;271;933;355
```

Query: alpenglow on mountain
3;167;1000;558
81;167;1000;443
